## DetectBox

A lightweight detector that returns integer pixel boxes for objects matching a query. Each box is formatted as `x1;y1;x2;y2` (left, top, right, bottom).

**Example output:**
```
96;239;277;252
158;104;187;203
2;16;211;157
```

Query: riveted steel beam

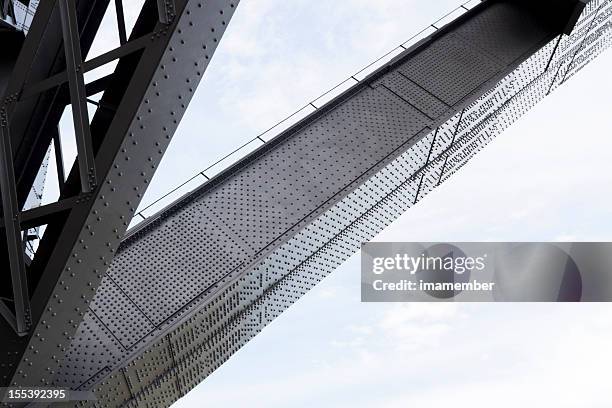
57;1;612;407
1;0;111;383
58;0;97;193
0;0;109;339
52;126;65;191
0;195;86;230
157;0;176;25
2;0;110;209
0;108;30;336
20;34;152;101
1;0;240;393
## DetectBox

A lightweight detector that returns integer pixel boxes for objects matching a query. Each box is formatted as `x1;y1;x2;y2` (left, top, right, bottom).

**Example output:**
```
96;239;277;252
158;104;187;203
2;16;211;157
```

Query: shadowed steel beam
115;0;127;45
157;0;175;24
0;0;111;357
52;126;65;192
2;0;240;393
20;34;151;100
0;0;13;23
75;34;150;75
0;109;30;336
0;299;18;333
58;0;97;193
1;0;110;212
0;195;84;230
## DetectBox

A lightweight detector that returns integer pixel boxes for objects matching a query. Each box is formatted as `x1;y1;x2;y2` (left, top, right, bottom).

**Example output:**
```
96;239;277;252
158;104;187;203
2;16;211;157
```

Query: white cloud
200;0;461;131
380;321;612;408
175;303;612;408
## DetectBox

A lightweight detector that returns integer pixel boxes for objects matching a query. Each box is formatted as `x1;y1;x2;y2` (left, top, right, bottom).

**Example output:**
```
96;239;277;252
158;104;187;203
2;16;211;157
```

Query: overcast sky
45;0;612;406
171;1;612;407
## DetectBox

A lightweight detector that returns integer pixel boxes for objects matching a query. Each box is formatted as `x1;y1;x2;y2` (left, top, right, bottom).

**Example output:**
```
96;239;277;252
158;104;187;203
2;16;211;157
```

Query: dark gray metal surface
58;0;98;193
52;1;611;407
0;0;111;345
0;106;30;335
0;0;240;394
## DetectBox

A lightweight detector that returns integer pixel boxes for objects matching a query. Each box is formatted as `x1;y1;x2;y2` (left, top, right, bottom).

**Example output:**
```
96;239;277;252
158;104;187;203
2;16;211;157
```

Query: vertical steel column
52;126;66;192
0;108;30;336
58;0;97;193
157;0;175;24
115;0;127;45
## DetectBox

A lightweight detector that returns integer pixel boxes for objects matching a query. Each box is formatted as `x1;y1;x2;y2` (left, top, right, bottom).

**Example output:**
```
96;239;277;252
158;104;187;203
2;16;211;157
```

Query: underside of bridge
0;0;239;400
1;0;610;406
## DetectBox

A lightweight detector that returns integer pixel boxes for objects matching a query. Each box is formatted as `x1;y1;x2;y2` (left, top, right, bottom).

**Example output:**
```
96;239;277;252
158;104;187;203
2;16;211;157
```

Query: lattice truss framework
60;1;612;406
0;0;39;32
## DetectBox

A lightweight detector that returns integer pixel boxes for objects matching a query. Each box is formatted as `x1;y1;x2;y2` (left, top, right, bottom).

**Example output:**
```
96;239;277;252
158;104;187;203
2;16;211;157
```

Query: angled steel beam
0;0;110;344
21;34;152;100
115;0;127;45
52;126;65;192
0;195;84;230
18;196;81;230
157;0;176;24
84;74;115;97
0;299;18;333
0;108;30;336
2;0;110;212
58;0;97;193
2;0;240;393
